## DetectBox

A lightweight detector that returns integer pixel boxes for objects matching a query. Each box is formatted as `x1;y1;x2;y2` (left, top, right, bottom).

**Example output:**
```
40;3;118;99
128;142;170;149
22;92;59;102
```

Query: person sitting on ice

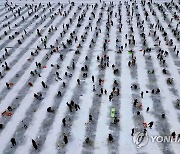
34;92;43;100
47;107;54;113
161;113;165;119
147;69;154;74
162;68;167;74
113;117;119;125
137;111;140;115
30;71;35;76
7;106;12;111
113;68;119;75
93;85;96;91
85;137;91;144
57;91;62;97
83;73;87;78
156;88;160;94
89;114;92;122
131;84;138;90
176;99;180;108
176;102;180;108
167;78;173;85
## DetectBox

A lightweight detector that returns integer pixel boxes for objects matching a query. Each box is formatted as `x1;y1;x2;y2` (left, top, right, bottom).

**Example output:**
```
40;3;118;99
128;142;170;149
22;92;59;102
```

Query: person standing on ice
85;137;91;144
148;121;154;129
63;134;68;144
74;103;80;111
128;61;131;67
0;72;3;78
57;91;62;96
77;79;80;85
103;42;106;51
162;113;165;118
4;61;10;70
171;132;176;139
141;91;144;98
62;118;66;127
108;134;113;143
47;107;54;113
11;138;16;146
177;50;179;57
93;85;96;91
72;62;75;70
32;139;38;150
89;114;92;122
92;75;95;83
131;128;135;136
146;107;150;112
99;78;102;85
41;81;47;88
6;82;10;89
63;82;66;87
66;102;72;112
109;95;112;101
55;72;62;80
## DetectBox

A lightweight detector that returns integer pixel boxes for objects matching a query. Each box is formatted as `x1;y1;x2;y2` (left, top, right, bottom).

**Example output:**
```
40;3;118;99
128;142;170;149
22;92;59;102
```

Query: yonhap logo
132;131;149;148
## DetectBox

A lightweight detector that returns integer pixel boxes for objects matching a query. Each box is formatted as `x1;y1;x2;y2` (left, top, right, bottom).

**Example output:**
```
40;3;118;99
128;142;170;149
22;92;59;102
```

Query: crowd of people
0;0;180;151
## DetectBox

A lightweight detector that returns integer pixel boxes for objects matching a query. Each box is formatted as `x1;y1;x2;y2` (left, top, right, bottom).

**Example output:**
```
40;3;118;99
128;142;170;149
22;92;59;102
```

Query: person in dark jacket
11;138;16;146
62;118;66;127
63;134;68;144
108;134;113;142
32;139;38;150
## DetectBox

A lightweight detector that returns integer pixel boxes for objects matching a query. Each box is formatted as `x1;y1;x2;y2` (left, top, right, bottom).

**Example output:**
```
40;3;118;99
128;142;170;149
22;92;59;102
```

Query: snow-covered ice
0;0;180;153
